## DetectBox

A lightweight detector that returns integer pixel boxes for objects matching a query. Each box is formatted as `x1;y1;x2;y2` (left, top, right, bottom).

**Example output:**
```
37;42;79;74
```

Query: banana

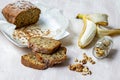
97;25;120;37
78;16;97;48
76;13;108;26
77;13;120;48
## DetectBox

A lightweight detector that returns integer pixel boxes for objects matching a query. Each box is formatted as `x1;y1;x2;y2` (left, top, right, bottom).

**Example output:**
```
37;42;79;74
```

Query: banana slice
77;13;108;26
97;25;120;37
78;16;97;48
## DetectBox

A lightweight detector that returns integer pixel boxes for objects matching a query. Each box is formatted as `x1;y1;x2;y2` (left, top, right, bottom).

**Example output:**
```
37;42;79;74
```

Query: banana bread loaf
28;37;61;54
35;47;67;67
2;0;40;28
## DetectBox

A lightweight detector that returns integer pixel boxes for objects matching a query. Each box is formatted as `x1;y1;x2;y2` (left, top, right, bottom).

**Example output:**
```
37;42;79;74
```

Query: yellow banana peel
76;13;108;26
97;25;120;37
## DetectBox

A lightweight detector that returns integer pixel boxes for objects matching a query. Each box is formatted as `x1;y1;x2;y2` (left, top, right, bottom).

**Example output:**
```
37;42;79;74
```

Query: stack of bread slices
21;37;67;70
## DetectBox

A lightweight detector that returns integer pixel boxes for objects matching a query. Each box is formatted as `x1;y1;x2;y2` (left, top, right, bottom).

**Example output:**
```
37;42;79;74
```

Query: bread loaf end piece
2;0;41;28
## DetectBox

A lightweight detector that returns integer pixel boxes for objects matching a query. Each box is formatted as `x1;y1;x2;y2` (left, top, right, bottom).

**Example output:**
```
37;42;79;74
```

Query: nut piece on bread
21;53;47;70
35;47;67;66
28;37;61;54
2;0;40;28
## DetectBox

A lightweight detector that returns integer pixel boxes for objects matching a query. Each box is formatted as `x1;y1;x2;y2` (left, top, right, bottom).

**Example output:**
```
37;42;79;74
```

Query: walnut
81;59;87;64
74;58;78;62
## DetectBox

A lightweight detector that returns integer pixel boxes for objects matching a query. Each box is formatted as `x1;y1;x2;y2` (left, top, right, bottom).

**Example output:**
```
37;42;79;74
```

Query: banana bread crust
21;53;47;70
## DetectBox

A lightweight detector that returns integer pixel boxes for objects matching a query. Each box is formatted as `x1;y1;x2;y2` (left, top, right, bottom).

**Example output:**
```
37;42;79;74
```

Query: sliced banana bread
21;53;47;70
35;47;67;67
28;37;61;54
2;0;40;28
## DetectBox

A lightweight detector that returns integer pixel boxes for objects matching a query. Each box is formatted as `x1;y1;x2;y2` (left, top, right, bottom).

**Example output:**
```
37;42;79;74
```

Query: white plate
0;3;69;47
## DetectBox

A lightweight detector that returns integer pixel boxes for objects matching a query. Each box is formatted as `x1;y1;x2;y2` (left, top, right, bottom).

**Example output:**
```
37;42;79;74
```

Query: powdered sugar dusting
10;0;36;10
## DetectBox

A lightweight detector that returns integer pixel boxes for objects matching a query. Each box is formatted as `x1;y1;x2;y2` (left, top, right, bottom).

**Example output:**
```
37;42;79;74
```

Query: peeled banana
78;16;97;48
77;13;108;26
77;13;120;48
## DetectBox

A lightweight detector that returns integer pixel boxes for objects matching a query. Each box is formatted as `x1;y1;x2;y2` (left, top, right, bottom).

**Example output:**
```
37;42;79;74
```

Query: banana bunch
77;13;120;48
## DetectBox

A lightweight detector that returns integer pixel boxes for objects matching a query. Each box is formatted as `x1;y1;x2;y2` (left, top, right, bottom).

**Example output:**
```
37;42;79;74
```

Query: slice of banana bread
28;37;61;54
35;47;67;67
2;0;40;28
21;53;47;70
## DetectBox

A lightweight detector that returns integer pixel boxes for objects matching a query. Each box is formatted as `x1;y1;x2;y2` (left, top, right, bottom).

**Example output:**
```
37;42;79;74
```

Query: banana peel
97;25;120;37
77;13;120;49
78;16;97;48
76;13;108;26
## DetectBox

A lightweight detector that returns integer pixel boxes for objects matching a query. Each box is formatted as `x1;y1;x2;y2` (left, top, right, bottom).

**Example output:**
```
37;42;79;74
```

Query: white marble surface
0;0;120;80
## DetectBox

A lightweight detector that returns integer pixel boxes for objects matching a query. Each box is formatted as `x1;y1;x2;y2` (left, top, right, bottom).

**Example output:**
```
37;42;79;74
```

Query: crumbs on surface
68;53;95;76
13;25;52;45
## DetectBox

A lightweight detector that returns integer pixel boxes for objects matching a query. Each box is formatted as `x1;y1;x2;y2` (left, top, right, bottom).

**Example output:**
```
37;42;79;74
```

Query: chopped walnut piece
68;64;76;71
76;64;84;71
74;58;78;62
68;64;84;72
81;59;87;64
82;66;89;72
95;47;105;57
79;60;82;63
91;61;96;64
83;53;88;60
102;39;110;47
81;66;92;75
83;53;96;65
